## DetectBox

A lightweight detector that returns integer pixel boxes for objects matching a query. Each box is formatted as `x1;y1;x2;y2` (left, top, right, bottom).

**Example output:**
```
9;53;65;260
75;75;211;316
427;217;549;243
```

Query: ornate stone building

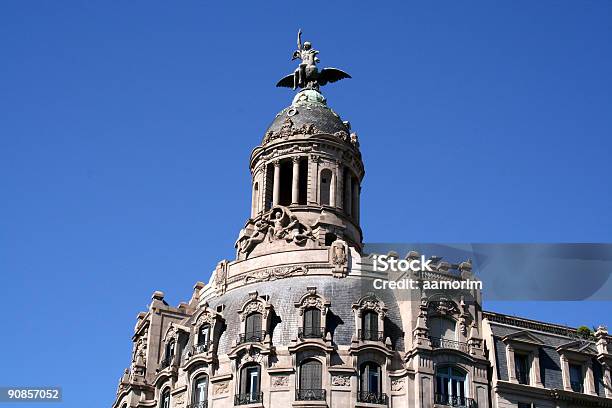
112;34;612;408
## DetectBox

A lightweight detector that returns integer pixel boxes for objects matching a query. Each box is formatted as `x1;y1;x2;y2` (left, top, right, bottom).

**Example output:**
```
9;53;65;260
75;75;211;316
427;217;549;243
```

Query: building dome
263;89;350;145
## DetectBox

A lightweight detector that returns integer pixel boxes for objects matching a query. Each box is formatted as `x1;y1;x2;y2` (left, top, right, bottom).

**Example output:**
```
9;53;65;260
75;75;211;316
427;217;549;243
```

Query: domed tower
236;83;363;261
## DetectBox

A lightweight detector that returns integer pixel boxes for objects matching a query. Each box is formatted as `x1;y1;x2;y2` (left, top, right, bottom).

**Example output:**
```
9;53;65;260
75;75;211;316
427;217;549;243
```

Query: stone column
585;359;596;395
603;362;612;398
560;354;571;390
344;171;352;216
291;157;300;205
506;345;517;383
272;160;280;206
335;161;343;210
330;170;336;207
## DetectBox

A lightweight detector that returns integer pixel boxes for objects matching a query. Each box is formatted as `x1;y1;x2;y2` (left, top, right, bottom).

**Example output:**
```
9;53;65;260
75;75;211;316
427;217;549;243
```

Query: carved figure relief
331;374;351;387
391;378;405;391
213;381;229;395
271;376;289;387
329;239;349;277
236;206;315;256
262;117;321;144
174;393;185;407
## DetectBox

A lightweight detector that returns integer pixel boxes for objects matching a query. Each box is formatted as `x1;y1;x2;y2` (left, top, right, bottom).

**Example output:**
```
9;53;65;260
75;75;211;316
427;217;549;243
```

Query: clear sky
1;1;611;407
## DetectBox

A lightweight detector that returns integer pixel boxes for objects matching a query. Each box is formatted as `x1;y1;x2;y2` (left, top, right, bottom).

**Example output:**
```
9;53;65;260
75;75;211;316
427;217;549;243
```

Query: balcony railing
192;343;209;355
570;381;584;393
234;392;263;405
429;337;469;353
187;402;208;408
237;331;266;345
298;327;325;339
358;329;385;342
296;389;326;401
357;391;388;405
434;393;476;408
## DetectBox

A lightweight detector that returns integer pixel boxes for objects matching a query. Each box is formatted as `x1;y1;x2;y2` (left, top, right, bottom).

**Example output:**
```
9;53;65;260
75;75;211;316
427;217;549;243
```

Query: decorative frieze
331;374;351;387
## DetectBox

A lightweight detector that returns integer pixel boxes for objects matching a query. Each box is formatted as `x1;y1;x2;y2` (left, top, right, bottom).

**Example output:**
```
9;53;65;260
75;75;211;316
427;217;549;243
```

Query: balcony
357;391;388;405
192;342;209;355
187;402;208;408
237;331;266;345
296;389;326;401
358;329;385;342
235;392;263;405
298;327;325;339
434;393;476;408
429;337;469;353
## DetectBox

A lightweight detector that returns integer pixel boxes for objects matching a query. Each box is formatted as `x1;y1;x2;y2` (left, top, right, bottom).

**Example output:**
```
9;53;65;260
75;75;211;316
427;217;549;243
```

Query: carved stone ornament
245;265;307;284
272;376;289;387
195;311;214;327
331;374;351;387
241;301;265;320
358;296;385;317
214;260;228;294
428;299;460;317
329;239;349;277
391;378;405;391
262;117;321;144
174;393;185;407
301;296;324;312
213;381;229;395
236;206;315;256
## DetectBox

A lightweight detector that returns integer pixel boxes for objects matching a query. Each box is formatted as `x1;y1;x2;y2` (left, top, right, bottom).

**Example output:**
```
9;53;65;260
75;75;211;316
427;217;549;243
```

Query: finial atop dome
276;29;351;91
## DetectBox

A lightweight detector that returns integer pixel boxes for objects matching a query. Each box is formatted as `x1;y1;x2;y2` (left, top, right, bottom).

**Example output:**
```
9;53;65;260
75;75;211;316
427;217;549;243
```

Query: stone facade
111;70;612;408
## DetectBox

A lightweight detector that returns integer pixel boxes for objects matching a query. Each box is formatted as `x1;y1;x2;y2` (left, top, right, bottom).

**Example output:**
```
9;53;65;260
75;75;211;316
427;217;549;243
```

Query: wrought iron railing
429;336;469;353
296;389;326;401
570;381;584;393
192;343;209;354
357;391;388;405
298;327;325;339
187;402;208;408
234;392;263;405
358;329;385;342
237;331;266;345
434;393;476;407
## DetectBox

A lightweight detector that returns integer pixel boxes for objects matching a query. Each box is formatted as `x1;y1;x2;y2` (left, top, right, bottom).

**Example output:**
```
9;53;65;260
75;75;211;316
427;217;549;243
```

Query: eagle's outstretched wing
318;68;351;86
276;74;294;88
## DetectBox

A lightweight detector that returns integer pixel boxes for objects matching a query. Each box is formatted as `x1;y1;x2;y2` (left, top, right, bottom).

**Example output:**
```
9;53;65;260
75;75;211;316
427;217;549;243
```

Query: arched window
358;362;386;404
192;375;208;407
197;324;210;352
160;389;170;408
252;182;259;216
302;307;322;338
320;169;332;205
163;340;175;367
435;366;468;406
237;364;262;405
429;316;456;340
297;359;324;401
244;313;263;342
361;310;380;341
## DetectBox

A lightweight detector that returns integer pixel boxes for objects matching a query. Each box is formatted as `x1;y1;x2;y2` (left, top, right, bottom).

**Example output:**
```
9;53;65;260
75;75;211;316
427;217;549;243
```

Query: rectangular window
569;363;583;392
515;353;530;385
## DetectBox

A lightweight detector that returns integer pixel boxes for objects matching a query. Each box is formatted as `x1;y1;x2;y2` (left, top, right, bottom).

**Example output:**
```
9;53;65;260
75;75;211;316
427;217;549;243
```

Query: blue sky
1;1;611;407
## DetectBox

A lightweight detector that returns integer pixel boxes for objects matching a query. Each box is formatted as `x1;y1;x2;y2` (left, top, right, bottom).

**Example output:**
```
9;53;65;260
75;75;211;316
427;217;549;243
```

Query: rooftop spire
276;29;351;91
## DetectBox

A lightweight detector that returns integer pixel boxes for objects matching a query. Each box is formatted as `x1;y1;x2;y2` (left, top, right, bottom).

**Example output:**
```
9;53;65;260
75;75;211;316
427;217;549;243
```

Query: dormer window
361;310;381;341
196;324;210;353
243;312;264;343
303;307;323;338
569;363;584;392
515;353;530;385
